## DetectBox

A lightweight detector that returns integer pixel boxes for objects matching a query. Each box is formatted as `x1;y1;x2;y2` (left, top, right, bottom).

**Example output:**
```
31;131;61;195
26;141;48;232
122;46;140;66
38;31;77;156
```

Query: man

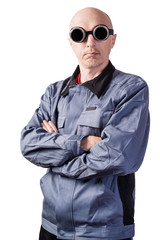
21;7;150;240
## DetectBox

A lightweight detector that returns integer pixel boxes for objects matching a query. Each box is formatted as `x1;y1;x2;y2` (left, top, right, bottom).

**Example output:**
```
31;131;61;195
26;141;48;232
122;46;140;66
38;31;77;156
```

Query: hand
81;136;102;151
41;120;58;133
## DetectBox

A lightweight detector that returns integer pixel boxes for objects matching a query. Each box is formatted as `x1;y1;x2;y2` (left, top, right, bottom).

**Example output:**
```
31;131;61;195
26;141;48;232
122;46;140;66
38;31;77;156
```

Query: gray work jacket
21;61;150;240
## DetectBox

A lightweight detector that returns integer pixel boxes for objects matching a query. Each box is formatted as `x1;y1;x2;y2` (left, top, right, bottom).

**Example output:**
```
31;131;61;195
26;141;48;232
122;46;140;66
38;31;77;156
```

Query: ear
111;34;117;48
68;38;73;47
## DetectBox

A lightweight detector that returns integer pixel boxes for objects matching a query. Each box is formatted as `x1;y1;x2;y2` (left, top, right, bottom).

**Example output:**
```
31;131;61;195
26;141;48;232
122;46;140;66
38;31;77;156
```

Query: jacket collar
61;61;115;98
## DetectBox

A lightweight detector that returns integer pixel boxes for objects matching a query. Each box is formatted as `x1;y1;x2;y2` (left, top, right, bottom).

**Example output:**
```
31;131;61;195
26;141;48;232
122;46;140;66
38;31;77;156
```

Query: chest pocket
77;108;113;137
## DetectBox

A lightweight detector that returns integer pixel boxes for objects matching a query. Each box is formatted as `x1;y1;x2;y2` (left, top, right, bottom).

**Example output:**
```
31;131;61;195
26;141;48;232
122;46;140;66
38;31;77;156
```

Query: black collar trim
61;61;115;98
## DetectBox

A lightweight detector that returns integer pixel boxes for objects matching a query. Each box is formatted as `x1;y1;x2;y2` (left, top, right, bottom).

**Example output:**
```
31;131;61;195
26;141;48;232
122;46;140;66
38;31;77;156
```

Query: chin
83;60;102;69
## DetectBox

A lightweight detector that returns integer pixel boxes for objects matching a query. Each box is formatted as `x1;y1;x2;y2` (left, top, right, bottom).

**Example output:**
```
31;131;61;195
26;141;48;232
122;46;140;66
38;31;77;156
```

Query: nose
86;34;96;47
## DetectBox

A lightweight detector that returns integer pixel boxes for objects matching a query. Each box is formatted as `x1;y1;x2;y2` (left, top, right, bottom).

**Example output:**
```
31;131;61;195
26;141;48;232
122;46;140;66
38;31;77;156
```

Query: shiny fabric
21;63;150;240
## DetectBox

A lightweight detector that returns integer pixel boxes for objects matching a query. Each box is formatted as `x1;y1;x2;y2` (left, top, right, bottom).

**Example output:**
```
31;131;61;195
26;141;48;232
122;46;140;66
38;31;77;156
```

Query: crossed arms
21;80;149;179
41;120;102;152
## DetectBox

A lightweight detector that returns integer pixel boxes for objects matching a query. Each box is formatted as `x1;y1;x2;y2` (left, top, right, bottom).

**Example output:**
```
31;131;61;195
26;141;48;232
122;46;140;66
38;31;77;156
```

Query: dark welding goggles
69;24;114;43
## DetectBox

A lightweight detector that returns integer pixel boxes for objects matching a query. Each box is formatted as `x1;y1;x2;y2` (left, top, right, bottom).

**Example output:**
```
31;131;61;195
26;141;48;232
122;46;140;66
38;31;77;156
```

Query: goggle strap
109;29;114;35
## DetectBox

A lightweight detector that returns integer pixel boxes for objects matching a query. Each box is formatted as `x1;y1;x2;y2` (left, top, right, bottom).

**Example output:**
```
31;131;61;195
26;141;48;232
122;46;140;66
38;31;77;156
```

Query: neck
79;61;109;84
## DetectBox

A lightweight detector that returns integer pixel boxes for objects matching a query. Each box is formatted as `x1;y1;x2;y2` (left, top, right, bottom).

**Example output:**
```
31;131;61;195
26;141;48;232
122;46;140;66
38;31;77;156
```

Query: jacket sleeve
51;80;150;179
20;83;84;167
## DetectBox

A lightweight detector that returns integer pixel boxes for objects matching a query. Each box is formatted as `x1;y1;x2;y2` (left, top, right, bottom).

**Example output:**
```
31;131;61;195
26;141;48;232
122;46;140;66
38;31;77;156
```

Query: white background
0;0;159;239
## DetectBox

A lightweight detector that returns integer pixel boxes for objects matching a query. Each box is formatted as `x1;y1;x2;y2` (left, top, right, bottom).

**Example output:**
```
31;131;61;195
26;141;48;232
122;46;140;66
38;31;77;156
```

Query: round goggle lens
70;28;84;42
94;26;108;40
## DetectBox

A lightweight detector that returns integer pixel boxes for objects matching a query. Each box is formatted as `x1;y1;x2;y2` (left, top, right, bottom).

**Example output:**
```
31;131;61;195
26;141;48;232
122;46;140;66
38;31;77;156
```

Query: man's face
69;10;116;70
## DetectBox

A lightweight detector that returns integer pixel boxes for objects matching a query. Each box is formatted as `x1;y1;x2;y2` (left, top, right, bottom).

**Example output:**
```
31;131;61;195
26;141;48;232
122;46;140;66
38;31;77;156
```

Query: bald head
68;7;116;73
69;7;113;30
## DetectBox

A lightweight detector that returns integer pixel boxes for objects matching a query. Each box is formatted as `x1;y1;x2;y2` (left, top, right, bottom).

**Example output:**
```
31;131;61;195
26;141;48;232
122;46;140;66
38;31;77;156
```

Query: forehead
70;9;111;30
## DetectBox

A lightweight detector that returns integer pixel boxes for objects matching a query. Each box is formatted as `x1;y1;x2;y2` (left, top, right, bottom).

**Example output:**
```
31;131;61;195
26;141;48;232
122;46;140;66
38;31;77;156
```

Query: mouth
84;52;99;58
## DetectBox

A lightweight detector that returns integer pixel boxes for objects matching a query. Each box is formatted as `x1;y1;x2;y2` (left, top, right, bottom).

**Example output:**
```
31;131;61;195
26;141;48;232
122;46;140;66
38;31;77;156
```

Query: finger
43;120;54;133
48;121;58;133
41;122;48;132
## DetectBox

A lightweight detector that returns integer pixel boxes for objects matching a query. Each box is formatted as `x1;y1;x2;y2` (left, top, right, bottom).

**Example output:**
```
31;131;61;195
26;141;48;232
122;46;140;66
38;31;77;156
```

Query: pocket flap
77;109;102;128
77;108;113;129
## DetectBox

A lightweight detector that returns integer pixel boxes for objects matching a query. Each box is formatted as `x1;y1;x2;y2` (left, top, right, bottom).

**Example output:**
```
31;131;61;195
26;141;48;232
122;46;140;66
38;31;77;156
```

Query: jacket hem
42;217;134;240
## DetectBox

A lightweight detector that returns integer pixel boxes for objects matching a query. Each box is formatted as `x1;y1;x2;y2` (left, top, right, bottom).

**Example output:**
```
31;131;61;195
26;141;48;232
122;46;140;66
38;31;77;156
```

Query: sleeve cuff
54;134;85;156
